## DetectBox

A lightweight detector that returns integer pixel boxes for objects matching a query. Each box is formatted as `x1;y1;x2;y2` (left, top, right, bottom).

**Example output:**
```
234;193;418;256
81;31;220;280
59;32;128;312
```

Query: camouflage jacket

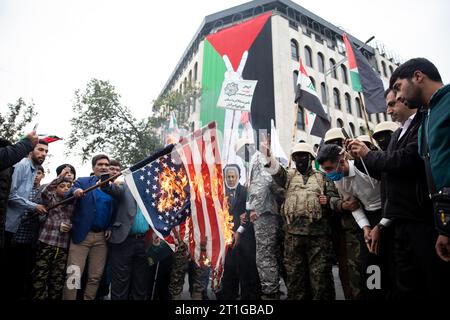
245;151;279;216
271;161;340;236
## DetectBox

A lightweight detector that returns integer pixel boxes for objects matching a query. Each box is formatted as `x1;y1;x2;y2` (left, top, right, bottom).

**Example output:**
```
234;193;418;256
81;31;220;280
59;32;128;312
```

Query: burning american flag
123;122;233;289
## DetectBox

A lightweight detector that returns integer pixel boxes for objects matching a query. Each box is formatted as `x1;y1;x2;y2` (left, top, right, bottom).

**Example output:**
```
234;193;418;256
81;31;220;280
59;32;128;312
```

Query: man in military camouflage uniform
235;138;283;300
323;129;366;300
263;142;338;300
168;241;205;300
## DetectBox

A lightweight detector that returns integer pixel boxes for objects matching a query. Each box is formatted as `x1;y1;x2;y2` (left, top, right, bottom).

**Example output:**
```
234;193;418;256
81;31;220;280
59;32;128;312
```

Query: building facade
158;0;400;153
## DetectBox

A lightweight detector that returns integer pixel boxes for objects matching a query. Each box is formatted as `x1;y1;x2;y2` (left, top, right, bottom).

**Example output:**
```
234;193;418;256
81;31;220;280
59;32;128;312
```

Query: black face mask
293;153;311;174
374;132;392;151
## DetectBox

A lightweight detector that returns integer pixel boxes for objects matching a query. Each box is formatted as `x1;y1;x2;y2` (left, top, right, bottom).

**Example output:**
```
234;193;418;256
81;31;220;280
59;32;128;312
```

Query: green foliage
67;79;200;167
66;79;162;167
0;98;37;143
152;83;201;131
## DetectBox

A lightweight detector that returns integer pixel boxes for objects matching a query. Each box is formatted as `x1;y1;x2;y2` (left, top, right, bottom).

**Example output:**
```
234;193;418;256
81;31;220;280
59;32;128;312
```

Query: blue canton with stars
131;153;191;237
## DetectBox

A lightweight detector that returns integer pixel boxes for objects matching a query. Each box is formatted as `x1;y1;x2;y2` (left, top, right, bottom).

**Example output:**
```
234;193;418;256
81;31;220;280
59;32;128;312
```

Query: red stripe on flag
181;142;205;260
208;126;225;208
196;133;221;268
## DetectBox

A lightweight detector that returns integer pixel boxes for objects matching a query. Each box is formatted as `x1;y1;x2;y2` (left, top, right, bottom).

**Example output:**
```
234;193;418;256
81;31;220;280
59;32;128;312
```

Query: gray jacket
246;151;279;215
102;182;138;244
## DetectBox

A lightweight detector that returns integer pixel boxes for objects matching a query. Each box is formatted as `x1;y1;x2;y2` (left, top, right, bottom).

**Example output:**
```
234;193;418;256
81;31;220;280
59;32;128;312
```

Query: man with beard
3;140;49;300
348;82;450;299
262;142;339;300
63;154;115;300
390;58;450;265
216;164;260;300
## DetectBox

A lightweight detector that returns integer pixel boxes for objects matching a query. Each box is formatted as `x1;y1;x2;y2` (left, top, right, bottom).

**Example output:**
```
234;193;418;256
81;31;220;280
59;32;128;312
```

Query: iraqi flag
295;60;330;138
200;12;275;149
342;33;386;114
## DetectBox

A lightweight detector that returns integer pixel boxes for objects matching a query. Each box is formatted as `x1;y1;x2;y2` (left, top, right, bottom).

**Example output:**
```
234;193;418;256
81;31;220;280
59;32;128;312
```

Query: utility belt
128;233;146;239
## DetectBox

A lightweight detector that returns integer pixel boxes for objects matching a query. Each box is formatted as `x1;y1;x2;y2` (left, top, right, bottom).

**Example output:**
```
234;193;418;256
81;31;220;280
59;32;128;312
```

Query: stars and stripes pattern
174;122;228;289
124;122;228;288
124;147;191;247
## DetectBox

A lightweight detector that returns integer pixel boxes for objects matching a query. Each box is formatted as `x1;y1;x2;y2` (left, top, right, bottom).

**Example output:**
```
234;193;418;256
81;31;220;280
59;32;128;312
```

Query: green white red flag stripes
295;60;330;138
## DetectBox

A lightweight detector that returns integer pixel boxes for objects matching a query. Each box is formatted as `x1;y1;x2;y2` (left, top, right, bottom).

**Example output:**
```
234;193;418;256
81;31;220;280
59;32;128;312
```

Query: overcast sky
1;0;449;182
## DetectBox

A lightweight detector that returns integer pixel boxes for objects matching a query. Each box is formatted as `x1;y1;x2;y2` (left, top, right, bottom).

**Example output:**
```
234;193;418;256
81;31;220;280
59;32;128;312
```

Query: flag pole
22;171;123;222
358;92;376;146
225;110;237;163
151;262;160;300
288;104;299;168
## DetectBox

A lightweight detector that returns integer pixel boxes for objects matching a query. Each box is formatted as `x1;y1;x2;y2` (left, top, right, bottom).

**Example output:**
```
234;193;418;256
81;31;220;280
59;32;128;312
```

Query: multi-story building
158;0;400;152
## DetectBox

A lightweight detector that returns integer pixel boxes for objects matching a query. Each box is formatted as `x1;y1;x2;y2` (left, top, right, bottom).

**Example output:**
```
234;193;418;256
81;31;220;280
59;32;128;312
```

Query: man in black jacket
0;132;38;171
216;164;260;300
348;88;450;299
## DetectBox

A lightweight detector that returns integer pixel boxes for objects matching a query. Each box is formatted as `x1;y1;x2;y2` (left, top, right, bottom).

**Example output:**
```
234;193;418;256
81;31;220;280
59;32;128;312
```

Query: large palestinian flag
200;12;275;161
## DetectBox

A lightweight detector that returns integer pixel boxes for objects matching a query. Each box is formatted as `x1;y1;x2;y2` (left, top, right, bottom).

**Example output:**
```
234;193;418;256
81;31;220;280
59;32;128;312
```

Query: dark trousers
392;220;450;300
3;231;37;300
148;254;173;300
109;235;150;300
216;231;261;300
359;209;393;300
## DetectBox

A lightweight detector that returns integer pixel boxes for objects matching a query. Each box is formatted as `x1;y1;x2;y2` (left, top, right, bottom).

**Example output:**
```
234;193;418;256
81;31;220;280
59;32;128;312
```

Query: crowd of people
0;57;449;301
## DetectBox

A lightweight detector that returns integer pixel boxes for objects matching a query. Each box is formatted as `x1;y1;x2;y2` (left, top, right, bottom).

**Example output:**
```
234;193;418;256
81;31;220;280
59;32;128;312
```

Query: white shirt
398;113;416;141
334;160;390;228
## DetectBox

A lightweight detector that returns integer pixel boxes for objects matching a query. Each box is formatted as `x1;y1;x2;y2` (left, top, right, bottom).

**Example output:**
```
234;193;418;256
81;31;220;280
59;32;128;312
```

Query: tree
0;98;37;142
66;79;162;167
152;83;201;132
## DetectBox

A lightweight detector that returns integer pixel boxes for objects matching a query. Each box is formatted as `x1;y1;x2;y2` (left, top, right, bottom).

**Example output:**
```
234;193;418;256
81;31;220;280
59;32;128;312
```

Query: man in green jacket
390;57;450;263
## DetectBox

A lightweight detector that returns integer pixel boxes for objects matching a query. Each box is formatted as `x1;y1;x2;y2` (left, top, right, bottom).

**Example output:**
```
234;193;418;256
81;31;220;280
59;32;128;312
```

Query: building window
349;122;356;136
389;65;394;76
291;39;299;61
320;82;327;104
337;118;344;128
356;97;362;118
194;62;198;81
297;107;305;130
376;113;381;123
293;70;299;92
309;76;316;90
183;78;187;93
188;70;192;84
305;46;313;67
383;112;387;121
317;52;325;73
333;88;341;109
382;61;388;77
341;65;349;84
345;93;352;114
330;58;338;79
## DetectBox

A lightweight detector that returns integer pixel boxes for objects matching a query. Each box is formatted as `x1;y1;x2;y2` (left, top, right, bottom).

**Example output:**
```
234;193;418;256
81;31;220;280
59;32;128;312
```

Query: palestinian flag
342;33;386;114
38;134;62;143
295;60;330;138
200;12;275;153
